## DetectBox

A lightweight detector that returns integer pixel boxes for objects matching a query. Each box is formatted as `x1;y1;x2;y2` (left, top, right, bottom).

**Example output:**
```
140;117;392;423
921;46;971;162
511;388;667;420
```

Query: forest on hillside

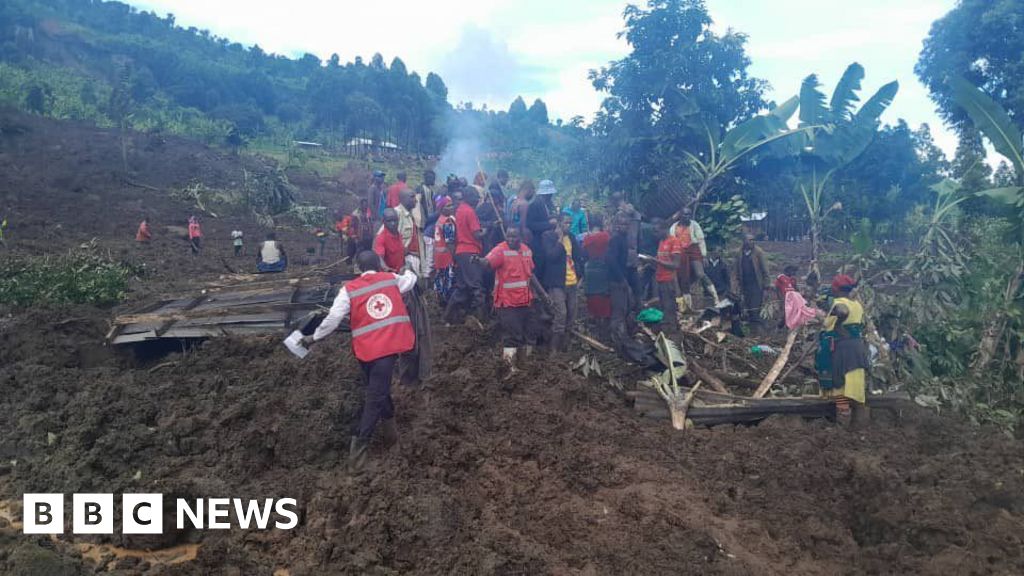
0;0;1022;429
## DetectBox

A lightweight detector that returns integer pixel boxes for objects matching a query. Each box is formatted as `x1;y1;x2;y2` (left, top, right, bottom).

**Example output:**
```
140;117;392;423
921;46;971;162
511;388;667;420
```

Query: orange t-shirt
656;237;682;282
674;224;692;248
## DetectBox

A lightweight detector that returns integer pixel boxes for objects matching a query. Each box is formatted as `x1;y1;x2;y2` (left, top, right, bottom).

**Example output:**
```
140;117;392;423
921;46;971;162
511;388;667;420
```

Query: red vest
346;272;415;362
486;241;534;308
434;215;453;269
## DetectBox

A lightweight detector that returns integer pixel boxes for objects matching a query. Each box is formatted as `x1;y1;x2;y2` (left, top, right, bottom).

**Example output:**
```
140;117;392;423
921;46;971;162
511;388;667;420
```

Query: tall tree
589;0;767;197
916;0;1024;129
527;98;549;125
508;96;528;123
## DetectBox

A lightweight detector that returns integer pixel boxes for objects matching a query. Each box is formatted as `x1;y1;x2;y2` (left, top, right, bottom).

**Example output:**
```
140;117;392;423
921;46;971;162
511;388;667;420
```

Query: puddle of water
0;499;199;566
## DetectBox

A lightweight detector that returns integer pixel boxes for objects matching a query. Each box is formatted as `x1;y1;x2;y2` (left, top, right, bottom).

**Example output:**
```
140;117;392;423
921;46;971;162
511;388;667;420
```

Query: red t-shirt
386;182;405;209
582;231;610;258
455;203;482;255
374;228;405;271
656;236;682;283
485;241;534;308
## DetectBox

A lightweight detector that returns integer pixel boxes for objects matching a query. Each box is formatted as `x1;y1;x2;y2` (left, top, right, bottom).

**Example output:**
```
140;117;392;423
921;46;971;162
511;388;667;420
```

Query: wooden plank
174;312;288;327
111;330;158;344
160;327;226;338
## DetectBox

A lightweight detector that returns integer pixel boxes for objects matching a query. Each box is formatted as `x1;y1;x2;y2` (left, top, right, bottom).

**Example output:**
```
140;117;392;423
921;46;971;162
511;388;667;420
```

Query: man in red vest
302;250;418;470
477;227;535;374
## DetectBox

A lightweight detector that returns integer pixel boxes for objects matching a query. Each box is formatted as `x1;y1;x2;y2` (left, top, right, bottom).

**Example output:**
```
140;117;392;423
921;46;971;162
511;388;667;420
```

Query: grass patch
0;243;141;307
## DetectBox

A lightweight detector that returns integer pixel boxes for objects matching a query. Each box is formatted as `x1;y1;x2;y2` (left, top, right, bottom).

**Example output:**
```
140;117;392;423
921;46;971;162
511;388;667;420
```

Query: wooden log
777;342;816;384
688;360;730;394
573;330;614;353
678;382;702;428
753;328;800;398
708;369;758;389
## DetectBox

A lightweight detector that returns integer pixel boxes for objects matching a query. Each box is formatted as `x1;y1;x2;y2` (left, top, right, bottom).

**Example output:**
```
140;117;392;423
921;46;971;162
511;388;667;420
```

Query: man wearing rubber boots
303;250;418;471
476;227;536;375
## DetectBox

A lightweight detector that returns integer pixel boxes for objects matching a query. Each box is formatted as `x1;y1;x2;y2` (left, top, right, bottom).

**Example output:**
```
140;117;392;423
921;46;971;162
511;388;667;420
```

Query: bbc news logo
22;494;298;534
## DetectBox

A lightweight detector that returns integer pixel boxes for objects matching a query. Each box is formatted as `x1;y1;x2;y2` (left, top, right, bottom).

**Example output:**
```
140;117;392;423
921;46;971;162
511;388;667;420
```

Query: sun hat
537;179;558;195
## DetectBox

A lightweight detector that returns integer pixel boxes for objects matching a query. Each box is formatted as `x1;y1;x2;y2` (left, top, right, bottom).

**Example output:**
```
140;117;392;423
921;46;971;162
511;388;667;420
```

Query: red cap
831;274;857;293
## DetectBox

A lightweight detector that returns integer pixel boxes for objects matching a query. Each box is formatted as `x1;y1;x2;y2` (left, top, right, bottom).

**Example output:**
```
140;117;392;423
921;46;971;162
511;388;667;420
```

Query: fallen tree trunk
688;361;730;394
573;330;614;353
753;328;800;398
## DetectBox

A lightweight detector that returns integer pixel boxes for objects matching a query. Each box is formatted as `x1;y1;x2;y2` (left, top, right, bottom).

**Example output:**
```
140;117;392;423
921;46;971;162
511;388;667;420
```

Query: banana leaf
830;63;864;123
948;76;1024;175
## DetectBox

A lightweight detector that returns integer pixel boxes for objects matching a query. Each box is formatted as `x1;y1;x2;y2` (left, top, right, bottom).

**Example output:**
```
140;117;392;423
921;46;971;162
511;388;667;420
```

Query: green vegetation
0;242;140;306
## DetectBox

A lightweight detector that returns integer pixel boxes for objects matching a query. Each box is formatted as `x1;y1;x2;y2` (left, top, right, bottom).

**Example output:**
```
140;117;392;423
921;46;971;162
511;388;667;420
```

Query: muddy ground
1;112;1023;575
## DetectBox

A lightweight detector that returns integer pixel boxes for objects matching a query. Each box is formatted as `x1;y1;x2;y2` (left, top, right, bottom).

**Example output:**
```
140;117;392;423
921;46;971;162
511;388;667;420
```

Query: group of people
134;215;291;272
297;167;873;468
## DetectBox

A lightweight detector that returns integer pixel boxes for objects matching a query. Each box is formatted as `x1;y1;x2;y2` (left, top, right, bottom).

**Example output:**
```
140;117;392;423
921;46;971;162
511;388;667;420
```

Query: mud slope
1;310;1022;575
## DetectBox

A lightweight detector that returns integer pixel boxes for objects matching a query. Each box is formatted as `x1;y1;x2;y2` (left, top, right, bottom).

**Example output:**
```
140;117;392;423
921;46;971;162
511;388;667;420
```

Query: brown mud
1;112;1023;575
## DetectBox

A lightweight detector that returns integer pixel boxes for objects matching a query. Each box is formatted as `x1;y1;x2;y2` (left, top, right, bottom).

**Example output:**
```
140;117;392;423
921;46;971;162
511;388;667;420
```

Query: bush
0;244;140;306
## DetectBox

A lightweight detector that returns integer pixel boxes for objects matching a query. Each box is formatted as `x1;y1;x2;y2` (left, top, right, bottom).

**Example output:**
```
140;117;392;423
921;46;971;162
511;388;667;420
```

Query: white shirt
260;241;282;264
312;269;418;341
668;220;707;257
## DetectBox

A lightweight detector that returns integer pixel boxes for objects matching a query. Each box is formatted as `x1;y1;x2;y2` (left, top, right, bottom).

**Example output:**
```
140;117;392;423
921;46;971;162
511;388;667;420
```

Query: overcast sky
128;0;961;157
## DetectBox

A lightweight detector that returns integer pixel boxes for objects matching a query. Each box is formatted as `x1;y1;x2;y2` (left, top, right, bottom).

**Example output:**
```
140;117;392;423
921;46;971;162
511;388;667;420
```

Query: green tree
917;0;1024;128
948;76;1024;377
527;98;548;125
788;63;898;269
589;0;767;196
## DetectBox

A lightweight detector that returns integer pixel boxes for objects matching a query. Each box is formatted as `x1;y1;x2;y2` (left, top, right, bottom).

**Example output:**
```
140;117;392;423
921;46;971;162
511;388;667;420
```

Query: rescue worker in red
373;208;406;272
477;227;535;373
135;217;152;243
443;186;486;326
302;250;418;470
188;215;202;255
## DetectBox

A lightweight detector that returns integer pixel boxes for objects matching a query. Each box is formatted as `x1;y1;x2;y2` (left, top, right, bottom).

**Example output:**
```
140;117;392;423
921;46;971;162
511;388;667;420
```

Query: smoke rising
434;109;484;181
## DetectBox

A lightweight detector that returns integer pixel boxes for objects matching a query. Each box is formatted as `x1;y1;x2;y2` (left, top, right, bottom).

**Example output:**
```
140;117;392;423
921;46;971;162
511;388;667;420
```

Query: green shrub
0;244;140;306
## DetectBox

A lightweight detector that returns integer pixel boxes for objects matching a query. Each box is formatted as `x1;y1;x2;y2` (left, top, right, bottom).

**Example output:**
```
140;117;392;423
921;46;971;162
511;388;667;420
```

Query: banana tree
791;63;899;276
681;95;814;211
948;76;1024;376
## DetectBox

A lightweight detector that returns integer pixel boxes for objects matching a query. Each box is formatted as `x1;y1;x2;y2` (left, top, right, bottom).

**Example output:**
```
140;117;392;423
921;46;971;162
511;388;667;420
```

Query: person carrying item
301;250;417;471
256;232;288;273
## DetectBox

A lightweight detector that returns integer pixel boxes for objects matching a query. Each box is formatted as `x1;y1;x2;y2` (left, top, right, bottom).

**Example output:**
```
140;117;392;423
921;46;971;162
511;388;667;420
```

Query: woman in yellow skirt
816;274;870;424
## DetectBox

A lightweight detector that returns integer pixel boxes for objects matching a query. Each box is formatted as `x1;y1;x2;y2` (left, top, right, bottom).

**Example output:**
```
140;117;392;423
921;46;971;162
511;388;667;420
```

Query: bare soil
1;112;1022;575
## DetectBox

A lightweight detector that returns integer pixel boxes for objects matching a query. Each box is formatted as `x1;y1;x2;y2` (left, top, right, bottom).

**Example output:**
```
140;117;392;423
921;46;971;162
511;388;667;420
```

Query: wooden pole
753;328;800;398
476;158;507;238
